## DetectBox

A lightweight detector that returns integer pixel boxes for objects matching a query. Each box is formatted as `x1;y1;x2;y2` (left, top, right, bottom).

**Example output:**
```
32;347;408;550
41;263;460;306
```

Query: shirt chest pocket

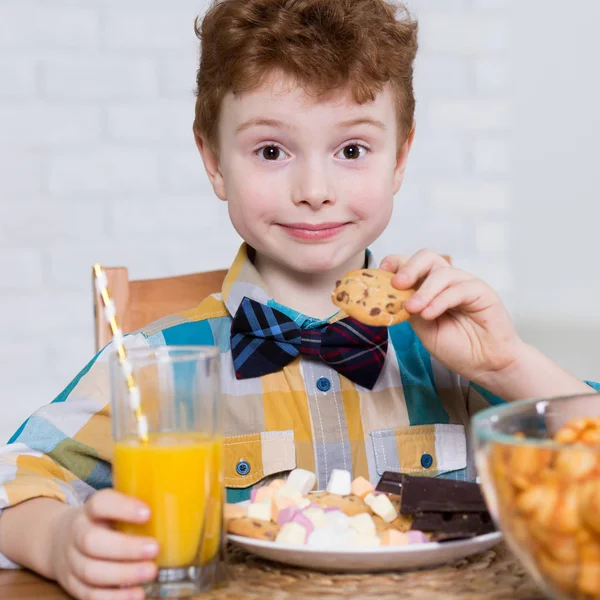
224;430;297;488
370;424;467;478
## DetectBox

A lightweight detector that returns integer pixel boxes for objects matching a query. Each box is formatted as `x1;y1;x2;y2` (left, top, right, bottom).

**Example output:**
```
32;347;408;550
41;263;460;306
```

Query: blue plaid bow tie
230;297;388;390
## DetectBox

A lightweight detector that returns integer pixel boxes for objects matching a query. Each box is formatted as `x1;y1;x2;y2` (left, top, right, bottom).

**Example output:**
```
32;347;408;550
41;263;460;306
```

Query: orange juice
113;432;223;568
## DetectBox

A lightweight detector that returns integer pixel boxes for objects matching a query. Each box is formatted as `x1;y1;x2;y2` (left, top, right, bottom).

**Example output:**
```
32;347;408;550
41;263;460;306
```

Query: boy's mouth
278;222;350;241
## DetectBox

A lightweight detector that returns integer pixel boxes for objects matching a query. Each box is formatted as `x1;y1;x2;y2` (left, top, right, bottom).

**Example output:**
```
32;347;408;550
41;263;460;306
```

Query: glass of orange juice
109;346;224;598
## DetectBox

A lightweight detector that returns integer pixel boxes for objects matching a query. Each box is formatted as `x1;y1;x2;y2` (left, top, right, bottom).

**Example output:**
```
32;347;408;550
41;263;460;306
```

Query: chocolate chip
335;280;341;287
336;291;350;303
386;302;399;314
362;273;374;278
388;294;397;299
369;307;381;316
363;289;369;297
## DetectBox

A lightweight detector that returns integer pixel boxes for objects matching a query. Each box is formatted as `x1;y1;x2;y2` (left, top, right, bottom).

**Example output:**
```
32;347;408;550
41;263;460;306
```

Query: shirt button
236;460;251;476
421;453;433;469
316;377;331;392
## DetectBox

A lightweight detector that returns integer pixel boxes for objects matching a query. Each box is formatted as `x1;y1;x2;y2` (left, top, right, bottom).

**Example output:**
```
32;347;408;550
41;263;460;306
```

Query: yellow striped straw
93;264;148;443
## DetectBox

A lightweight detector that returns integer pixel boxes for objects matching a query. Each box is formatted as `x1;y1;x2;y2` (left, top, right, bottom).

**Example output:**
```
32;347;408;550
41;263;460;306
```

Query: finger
65;573;146;600
392;249;451;289
69;546;157;588
85;489;151;524
74;520;159;561
404;268;474;314
419;280;485;321
379;255;409;273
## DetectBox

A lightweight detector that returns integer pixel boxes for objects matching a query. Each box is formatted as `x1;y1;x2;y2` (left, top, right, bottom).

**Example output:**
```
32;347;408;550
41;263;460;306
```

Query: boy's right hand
50;489;159;600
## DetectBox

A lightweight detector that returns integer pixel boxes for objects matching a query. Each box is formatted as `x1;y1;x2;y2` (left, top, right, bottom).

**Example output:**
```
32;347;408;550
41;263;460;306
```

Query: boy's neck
252;250;367;320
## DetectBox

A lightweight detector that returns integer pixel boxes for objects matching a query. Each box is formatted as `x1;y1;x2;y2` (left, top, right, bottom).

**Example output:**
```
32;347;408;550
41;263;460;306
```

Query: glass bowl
472;393;600;600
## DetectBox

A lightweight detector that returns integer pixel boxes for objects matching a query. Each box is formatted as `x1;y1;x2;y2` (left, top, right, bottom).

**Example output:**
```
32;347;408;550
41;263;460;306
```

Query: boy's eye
257;145;287;161
336;144;368;160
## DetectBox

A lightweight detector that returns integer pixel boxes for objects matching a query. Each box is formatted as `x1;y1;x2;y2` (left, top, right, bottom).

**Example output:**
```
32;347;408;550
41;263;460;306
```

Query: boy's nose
291;161;335;208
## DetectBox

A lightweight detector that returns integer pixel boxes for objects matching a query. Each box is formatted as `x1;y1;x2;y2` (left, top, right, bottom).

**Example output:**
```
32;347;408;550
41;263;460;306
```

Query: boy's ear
194;129;227;201
393;121;416;194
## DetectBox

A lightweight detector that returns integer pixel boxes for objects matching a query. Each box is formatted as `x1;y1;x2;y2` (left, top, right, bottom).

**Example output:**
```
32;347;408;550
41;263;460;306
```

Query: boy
0;0;596;598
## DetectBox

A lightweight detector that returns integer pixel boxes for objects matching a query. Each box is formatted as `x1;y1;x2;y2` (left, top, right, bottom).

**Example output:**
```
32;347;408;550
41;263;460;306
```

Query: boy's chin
280;249;358;275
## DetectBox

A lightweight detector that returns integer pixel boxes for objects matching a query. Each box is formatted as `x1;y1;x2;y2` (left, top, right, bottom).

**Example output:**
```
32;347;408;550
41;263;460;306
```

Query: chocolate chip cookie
227;516;281;541
332;269;415;326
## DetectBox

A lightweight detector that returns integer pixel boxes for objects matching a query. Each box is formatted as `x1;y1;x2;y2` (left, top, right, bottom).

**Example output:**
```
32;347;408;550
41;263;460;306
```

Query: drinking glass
110;345;225;598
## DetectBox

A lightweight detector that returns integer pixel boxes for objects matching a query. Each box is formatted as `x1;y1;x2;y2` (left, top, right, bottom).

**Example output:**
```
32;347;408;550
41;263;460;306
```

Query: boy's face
198;72;413;275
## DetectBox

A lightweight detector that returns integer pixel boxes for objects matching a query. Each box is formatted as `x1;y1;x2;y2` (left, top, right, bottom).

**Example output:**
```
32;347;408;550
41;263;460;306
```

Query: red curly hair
194;0;418;152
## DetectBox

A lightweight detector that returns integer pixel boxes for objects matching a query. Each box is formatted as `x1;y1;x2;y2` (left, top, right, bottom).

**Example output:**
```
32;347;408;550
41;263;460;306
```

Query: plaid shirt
3;243;589;569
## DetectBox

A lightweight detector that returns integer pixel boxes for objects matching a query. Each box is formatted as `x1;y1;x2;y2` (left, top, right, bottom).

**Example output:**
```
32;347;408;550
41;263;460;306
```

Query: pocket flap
224;430;296;487
370;424;466;476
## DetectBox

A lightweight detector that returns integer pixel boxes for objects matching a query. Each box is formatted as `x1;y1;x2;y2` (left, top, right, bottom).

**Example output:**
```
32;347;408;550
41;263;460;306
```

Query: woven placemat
202;542;546;600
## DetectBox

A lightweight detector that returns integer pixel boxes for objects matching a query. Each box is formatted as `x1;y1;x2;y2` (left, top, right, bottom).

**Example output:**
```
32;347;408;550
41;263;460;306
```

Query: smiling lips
279;222;350;240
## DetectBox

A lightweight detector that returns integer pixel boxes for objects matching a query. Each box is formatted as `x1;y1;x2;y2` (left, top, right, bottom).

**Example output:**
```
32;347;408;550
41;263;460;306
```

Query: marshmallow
286;468;317;495
296;498;311;509
326;469;352;496
325;510;351;533
348;513;376;536
252;485;276;504
271;495;296;522
407;530;429;545
275;483;304;503
363;492;379;509
302;507;328;529
247;499;272;522
306;527;336;548
291;512;315;538
349;534;381;548
381;530;410;546
351;476;374;498
277;506;301;525
269;478;286;491
369;494;398;523
276;522;307;545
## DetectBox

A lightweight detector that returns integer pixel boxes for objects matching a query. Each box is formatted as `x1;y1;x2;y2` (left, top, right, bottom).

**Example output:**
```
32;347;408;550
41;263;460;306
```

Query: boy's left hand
380;249;523;384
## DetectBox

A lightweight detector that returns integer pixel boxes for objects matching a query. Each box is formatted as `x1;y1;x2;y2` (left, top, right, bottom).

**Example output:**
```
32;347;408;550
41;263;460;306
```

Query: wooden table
0;543;547;599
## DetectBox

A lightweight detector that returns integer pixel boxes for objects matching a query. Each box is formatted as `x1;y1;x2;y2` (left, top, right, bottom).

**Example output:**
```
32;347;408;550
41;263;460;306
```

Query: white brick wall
0;0;511;442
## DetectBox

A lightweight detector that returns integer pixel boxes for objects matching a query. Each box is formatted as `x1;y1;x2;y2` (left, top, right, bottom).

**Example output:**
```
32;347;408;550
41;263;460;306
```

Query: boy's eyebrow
235;117;386;134
337;117;387;130
235;118;296;134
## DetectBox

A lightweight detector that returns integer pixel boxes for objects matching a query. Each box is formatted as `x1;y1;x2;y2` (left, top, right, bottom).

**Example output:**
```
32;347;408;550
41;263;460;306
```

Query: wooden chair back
93;267;227;351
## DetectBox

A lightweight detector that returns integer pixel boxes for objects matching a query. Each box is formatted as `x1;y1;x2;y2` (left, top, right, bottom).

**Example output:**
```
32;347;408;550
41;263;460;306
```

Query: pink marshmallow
407;530;429;545
277;506;301;525
291;512;315;541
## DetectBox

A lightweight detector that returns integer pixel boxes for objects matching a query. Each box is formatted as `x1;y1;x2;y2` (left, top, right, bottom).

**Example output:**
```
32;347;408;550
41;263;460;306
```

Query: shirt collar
222;243;376;325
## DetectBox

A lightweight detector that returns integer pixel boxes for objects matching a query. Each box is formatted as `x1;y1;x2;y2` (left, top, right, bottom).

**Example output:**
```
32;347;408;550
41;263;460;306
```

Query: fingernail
138;565;156;580
409;295;422;308
136;506;151;521
397;271;409;280
143;542;159;557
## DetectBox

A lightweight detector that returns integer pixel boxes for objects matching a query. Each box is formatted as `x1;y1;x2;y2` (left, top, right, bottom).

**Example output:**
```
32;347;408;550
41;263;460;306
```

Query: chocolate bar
375;471;488;514
411;511;495;542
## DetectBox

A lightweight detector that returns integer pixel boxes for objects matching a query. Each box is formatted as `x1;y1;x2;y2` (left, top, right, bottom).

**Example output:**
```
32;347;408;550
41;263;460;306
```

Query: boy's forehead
220;72;394;128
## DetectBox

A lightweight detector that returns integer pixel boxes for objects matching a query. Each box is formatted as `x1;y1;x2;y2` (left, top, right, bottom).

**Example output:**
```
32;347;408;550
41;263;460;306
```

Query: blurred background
1;0;599;442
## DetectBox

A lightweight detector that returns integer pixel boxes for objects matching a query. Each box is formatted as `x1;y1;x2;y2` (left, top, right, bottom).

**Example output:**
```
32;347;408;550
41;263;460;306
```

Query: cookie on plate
332;269;415;326
227;517;280;541
311;491;370;516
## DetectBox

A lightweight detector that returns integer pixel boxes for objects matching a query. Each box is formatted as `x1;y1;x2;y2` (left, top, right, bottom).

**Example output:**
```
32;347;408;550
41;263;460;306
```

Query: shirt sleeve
0;332;150;569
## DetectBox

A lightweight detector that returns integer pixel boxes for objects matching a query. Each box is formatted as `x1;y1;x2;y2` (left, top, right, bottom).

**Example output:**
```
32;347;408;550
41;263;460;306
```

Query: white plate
228;531;503;573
